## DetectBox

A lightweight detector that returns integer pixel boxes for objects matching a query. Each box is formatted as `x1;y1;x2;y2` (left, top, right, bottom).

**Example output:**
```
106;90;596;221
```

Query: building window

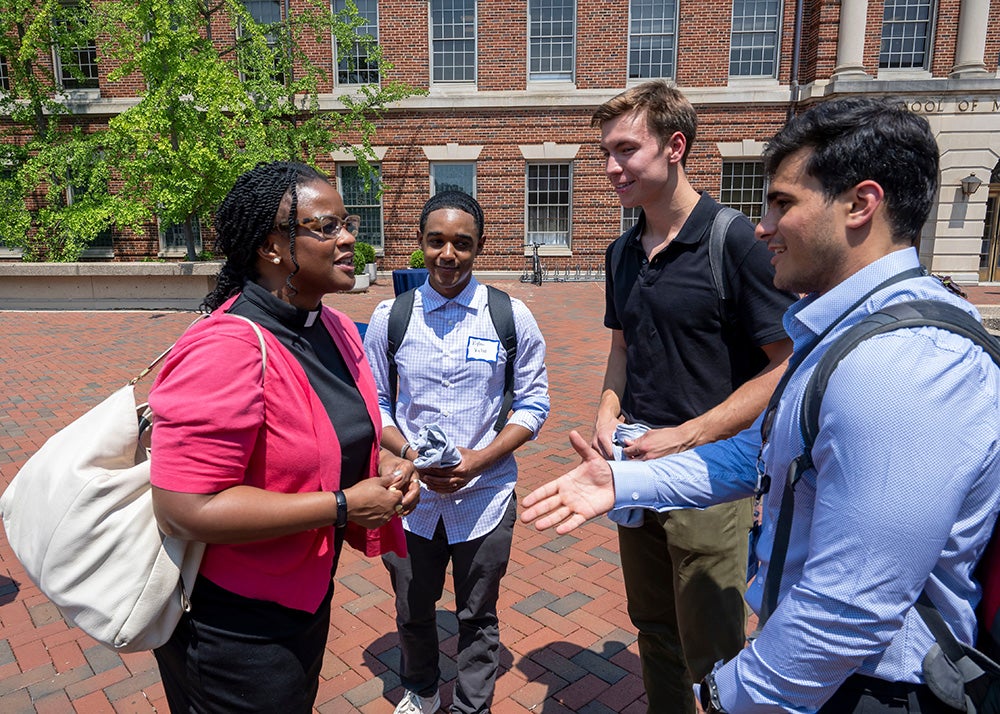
0;166;19;255
56;12;99;90
526;163;571;247
160;217;203;256
0;55;10;92
528;0;575;82
430;162;475;196
430;0;476;83
621;206;642;233
65;170;113;256
338;164;384;250
628;0;677;80
730;0;780;77
880;0;933;69
334;0;379;85
241;0;285;83
720;160;766;223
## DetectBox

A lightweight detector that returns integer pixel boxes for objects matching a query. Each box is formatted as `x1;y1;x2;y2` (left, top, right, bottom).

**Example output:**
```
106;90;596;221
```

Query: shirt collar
240;279;323;329
625;192;716;249
784;247;922;348
417;275;482;313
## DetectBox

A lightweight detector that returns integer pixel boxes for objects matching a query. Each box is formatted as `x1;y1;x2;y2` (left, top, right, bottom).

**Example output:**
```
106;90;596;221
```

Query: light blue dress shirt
611;248;1000;712
364;277;550;544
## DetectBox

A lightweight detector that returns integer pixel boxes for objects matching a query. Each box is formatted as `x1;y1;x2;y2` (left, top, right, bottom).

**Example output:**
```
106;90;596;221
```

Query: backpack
387;285;517;432
610;205;743;329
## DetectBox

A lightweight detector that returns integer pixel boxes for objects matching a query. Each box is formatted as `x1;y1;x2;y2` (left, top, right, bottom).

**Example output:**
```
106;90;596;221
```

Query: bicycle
520;241;543;286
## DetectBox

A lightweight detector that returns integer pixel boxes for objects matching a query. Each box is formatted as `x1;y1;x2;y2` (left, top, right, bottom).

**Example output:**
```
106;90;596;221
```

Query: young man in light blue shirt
364;191;550;714
521;98;1000;713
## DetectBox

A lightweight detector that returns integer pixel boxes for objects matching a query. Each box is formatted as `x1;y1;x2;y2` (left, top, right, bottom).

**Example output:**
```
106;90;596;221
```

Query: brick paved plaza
2;279;998;713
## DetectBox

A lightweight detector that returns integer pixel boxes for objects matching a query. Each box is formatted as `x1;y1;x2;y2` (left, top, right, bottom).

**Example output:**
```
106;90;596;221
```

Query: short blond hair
590;81;698;165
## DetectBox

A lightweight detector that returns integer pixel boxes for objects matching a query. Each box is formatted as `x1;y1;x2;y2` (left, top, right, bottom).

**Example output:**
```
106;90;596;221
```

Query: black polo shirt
604;193;795;428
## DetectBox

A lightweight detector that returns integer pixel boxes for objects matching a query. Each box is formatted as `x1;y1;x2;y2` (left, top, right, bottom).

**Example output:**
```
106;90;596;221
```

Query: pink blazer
150;296;406;612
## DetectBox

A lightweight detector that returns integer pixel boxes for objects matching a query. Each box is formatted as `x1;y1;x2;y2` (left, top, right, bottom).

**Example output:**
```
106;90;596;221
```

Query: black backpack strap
486;285;517;432
708;206;742;329
760;298;998;626
755;268;928;626
386;288;417;418
800;300;1000;458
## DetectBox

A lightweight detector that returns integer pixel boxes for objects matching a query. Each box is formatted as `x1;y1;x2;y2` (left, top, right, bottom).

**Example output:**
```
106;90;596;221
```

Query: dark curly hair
762;97;939;245
202;161;330;311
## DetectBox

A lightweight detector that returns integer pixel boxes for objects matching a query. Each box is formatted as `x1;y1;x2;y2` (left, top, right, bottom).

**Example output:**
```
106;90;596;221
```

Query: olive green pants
618;499;753;714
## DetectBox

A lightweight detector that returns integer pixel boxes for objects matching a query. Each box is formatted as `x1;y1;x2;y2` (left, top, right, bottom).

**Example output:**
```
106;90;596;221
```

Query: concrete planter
349;273;370;293
0;261;223;310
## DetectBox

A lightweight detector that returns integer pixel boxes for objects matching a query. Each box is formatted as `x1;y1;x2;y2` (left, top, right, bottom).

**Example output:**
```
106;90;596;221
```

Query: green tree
0;0;415;261
100;0;414;260
0;0;116;260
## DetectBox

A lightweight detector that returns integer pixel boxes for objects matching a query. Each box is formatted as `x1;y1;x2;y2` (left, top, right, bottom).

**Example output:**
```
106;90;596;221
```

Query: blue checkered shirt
364;278;550;543
611;248;1000;712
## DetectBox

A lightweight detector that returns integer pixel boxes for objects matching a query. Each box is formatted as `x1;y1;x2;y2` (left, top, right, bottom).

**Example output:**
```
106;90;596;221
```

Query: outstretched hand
520;430;616;535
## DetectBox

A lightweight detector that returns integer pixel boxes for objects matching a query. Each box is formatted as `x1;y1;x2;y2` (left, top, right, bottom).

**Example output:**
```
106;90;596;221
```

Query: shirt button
631;492;640;501
443;379;451;387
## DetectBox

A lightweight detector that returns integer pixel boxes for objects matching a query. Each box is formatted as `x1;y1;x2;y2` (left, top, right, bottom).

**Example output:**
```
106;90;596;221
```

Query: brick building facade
3;0;999;283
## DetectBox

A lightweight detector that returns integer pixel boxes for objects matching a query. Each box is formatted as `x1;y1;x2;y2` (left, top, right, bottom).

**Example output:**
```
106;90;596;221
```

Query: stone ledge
978;306;1000;336
0;261;222;310
0;261;223;277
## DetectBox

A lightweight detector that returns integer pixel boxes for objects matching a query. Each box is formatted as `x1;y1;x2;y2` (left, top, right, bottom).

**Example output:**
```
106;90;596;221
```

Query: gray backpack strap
486;285;517;432
709;206;742;328
386;288;417;417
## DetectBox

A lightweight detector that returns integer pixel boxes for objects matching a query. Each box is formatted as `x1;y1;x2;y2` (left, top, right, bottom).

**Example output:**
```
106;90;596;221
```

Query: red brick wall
3;0;995;266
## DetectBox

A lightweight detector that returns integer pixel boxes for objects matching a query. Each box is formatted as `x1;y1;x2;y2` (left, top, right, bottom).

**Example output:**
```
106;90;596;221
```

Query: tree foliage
0;0;416;260
0;0;116;260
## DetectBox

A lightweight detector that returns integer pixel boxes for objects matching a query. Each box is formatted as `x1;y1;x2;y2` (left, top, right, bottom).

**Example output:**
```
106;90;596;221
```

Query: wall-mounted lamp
960;172;983;199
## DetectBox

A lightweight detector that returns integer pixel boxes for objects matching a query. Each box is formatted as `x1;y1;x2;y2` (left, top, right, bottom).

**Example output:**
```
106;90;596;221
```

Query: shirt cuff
713;658;741;712
610;460;664;509
508;409;544;438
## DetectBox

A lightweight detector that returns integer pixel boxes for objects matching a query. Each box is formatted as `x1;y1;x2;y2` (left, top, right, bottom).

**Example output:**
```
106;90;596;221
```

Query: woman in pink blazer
148;161;419;713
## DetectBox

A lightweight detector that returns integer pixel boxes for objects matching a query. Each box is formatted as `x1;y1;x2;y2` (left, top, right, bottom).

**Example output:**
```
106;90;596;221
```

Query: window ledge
876;69;933;80
726;77;779;86
524;246;572;257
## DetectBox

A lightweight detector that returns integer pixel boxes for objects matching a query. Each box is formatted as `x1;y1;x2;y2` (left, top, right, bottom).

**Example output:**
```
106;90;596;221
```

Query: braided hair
202;161;329;311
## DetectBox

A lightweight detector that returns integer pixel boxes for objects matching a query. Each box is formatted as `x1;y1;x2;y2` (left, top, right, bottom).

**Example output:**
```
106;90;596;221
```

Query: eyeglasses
277;214;361;239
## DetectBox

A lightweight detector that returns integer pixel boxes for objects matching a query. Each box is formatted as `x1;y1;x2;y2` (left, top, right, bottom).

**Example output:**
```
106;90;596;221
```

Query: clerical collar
241;280;322;329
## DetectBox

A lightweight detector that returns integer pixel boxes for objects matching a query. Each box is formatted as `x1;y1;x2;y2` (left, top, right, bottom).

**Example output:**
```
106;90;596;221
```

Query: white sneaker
393;689;440;714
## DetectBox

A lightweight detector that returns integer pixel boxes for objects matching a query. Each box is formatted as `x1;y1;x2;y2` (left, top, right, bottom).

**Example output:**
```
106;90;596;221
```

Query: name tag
467;336;500;363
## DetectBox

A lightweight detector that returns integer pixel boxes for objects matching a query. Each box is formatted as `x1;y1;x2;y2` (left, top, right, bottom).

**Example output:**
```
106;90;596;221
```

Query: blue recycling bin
392;268;429;296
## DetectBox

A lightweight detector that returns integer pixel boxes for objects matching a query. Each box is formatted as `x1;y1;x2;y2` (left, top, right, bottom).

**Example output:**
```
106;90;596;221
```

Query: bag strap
385;285;518;432
612;207;740;328
386;288;417;420
756;266;927;625
799;300;1000;457
485;285;517;432
709;206;742;329
225;313;269;382
135;313;268;434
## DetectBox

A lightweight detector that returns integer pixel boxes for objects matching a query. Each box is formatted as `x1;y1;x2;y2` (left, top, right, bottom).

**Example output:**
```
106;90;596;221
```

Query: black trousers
154;576;334;714
819;674;965;714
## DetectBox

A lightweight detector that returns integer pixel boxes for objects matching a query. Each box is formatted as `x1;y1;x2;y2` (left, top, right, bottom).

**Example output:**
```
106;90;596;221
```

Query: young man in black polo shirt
590;81;796;713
